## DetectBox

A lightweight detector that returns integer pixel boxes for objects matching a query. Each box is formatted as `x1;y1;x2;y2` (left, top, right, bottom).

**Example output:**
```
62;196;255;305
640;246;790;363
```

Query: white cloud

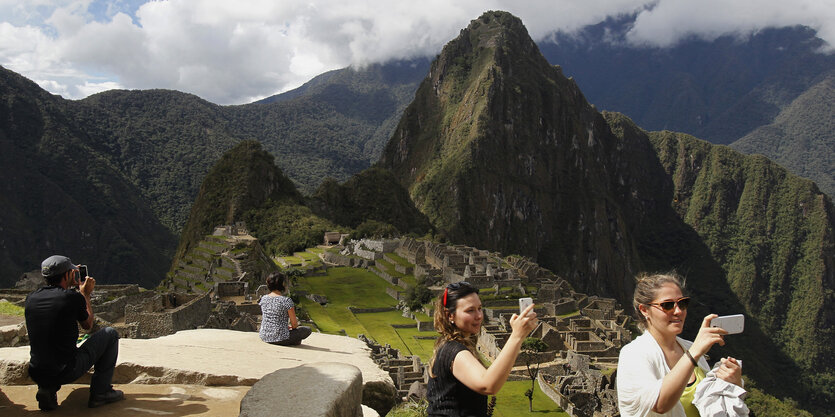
1;0;832;104
625;0;835;49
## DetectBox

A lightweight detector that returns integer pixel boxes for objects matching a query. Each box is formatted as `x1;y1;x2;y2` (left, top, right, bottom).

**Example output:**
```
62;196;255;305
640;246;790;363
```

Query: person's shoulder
440;340;468;354
619;332;653;357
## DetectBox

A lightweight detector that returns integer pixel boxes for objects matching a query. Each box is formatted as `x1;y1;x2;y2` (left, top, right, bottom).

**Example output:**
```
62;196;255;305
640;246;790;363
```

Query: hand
79;276;95;296
715;357;743;386
509;303;538;337
689;314;727;358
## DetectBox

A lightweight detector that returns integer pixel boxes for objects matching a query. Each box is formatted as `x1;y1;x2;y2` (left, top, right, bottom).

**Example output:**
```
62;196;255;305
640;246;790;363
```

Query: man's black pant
30;327;119;395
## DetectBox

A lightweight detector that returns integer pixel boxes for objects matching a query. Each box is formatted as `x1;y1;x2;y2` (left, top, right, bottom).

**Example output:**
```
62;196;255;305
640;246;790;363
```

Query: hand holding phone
519;297;533;314
710;314;745;334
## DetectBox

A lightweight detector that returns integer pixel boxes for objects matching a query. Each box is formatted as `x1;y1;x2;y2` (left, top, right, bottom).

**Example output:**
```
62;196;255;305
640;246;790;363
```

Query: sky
1;0;833;105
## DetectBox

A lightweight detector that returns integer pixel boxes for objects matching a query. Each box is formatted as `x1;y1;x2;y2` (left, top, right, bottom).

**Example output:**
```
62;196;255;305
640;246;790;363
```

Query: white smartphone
711;314;745;334
519;297;533;314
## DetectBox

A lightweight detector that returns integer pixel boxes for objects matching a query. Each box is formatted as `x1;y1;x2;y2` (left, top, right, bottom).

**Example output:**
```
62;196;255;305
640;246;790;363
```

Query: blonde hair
632;272;686;330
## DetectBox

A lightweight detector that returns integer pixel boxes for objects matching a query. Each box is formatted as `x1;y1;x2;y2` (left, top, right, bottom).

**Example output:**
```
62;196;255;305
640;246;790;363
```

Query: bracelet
684;350;699;367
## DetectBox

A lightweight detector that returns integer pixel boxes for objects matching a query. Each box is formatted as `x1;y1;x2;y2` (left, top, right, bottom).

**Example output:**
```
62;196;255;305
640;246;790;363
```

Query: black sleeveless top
426;341;488;417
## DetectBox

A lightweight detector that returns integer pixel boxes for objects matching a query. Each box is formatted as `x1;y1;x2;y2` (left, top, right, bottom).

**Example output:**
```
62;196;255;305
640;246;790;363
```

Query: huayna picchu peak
381;10;654;303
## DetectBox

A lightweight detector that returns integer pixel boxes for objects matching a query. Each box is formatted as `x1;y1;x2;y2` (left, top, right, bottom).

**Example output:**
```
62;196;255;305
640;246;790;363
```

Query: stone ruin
538;351;619;417
359;334;426;402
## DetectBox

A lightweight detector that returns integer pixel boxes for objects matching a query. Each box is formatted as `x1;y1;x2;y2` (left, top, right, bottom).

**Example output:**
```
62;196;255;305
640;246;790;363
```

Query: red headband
443;287;448;307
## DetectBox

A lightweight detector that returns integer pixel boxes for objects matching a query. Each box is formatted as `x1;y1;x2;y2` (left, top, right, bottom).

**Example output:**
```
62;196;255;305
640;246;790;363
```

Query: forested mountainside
173;140;303;264
308;166;433;236
731;73;835;198
380;11;833;411
0;58;424;286
0;67;175;288
649;126;834;387
229;59;428;194
172;142;429;273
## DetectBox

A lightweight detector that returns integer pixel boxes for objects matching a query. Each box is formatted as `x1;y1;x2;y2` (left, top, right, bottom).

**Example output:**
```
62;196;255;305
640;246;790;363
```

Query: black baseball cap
41;255;77;278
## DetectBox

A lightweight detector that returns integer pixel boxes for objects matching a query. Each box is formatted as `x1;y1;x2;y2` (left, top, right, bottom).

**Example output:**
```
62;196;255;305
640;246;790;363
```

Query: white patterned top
259;294;294;343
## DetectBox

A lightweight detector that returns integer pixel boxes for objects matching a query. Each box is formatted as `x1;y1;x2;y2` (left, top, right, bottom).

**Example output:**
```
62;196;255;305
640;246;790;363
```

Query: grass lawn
0;300;24;316
384;252;412;267
355;311;412;352
294;251;318;261
279;255;304;264
296;267;400;337
493;380;569;416
394;327;437;361
376;259;417;287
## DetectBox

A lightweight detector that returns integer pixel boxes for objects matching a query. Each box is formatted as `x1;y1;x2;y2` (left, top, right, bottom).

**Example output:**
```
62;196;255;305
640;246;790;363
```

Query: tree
521;337;549;412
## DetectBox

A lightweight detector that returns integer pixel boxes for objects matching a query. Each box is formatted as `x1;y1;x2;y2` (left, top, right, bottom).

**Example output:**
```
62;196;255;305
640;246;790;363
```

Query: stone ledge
0;329;396;415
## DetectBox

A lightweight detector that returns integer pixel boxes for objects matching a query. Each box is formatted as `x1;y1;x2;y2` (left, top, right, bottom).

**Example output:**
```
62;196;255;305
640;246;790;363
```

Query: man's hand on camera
80;276;95;296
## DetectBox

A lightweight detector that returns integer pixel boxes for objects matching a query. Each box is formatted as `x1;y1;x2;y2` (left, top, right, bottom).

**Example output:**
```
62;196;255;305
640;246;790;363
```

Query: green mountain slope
652;129;835;375
309;166;433;235
731;73;835;199
229;60;428;195
174;140;303;263
0;67;175;288
70;89;243;232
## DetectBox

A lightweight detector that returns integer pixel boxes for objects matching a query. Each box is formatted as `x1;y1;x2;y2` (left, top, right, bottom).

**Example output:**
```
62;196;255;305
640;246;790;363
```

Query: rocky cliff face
380;11;671;301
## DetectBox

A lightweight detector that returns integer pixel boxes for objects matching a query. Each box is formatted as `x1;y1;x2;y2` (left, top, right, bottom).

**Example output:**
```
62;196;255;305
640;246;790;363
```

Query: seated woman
617;273;743;417
426;281;538;416
259;272;311;346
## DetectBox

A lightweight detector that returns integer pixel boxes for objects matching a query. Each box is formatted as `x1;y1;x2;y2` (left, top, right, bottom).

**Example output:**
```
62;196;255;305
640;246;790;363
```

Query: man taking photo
24;255;123;411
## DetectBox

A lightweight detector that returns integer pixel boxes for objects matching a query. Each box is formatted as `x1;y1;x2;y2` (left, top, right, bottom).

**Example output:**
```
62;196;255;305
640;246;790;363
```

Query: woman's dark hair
429;281;480;376
266;272;287;292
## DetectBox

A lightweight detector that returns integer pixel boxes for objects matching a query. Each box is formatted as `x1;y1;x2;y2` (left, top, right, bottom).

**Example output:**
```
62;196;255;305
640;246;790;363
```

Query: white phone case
710;314;745;334
519;297;533;314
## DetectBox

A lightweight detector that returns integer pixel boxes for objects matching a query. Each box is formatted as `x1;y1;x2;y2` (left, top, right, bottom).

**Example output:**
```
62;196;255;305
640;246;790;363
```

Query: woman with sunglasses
617;273;742;417
426;281;538;416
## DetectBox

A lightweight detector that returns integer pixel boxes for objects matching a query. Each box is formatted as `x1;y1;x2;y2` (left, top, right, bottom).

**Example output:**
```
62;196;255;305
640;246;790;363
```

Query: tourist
25;255;123;411
426;281;538;416
617;273;743;416
259;272;311;345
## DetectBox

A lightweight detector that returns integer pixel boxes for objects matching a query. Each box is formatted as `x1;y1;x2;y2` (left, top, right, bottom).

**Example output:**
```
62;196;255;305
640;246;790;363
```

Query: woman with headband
426;281;538;416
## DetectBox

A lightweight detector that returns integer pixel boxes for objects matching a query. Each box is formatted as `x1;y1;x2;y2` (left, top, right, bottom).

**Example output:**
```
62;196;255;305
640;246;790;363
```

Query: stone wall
322;251;354;266
125;292;212;339
359;239;400;253
0;323;27;347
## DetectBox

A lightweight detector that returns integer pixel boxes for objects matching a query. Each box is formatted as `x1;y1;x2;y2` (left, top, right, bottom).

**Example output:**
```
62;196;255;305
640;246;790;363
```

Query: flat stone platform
0;384;249;416
0;329;393;415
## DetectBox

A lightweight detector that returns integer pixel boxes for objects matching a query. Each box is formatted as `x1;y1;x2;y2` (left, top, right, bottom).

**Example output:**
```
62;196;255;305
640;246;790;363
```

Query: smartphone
519;297;533;314
711;314;744;334
78;265;88;284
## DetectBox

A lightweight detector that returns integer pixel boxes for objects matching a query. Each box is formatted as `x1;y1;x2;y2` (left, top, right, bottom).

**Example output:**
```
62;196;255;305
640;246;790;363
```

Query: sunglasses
648;297;690;312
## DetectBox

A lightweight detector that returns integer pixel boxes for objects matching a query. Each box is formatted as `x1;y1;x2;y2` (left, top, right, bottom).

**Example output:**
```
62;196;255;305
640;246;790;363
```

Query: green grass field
0;300;24;316
493;380;569;416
